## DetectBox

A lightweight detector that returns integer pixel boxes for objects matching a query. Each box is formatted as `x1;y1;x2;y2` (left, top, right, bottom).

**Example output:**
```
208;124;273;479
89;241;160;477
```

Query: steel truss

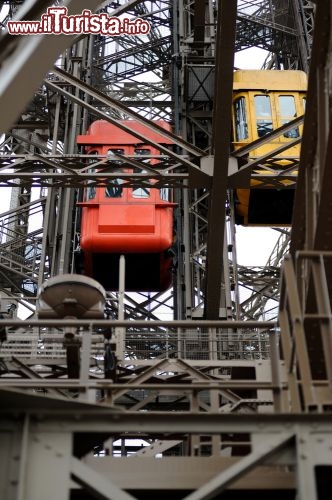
1;404;332;499
0;0;330;498
0;0;312;318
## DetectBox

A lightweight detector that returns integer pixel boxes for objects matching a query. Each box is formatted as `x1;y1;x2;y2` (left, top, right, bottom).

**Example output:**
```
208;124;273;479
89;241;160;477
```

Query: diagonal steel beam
46;78;208;178
0;0;102;133
50;67;205;157
10;356;69;399
71;456;138;500
182;432;294;500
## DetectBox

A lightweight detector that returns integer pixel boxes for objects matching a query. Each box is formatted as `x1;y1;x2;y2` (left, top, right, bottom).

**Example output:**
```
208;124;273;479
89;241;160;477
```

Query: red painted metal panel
98;204;155;233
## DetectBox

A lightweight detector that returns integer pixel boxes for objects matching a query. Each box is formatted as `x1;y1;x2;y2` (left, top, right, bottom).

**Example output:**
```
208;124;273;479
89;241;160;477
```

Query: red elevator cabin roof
77;119;173;145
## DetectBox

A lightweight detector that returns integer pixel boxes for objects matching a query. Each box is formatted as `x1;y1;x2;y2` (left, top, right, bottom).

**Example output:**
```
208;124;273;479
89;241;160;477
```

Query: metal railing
0;324;272;362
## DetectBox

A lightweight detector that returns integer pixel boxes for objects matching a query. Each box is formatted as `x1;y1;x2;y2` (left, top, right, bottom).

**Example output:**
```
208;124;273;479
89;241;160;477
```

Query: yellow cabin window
279;95;299;138
233;97;248;141
254;95;273;137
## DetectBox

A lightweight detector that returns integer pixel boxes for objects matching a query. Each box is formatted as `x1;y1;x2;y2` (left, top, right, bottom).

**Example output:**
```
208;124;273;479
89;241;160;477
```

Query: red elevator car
76;119;175;292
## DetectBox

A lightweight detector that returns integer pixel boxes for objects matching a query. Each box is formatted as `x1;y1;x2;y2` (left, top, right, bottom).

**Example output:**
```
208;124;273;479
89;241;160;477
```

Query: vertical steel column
311;256;332;393
58;42;86;275
296;431;318;500
291;0;315;71
24;431;72;500
80;324;95;403
115;255;126;361
16;415;30;500
279;304;302;412
281;256;315;408
38;96;62;287
183;188;193;318
269;330;283;412
204;0;237;319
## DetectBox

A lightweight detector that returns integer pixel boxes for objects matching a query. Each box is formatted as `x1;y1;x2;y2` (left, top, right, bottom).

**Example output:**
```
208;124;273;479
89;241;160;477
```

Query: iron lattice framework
0;0;314;321
3;1;332;499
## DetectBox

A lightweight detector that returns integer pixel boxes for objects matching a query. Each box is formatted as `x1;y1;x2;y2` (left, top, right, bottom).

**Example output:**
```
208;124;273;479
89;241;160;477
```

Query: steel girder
1;2;330;498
